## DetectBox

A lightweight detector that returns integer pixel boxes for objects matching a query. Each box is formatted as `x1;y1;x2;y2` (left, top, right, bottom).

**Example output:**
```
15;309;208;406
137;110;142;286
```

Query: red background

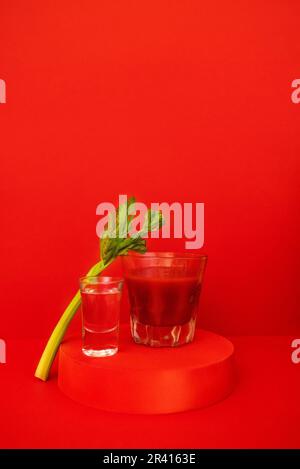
1;0;300;450
1;1;300;339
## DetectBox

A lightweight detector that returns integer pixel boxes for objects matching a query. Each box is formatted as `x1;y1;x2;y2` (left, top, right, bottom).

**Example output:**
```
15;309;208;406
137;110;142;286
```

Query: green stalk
34;259;111;381
35;198;164;381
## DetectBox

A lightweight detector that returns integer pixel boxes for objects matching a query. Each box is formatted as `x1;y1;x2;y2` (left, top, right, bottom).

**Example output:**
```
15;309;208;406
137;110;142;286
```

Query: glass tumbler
122;252;207;347
80;276;123;357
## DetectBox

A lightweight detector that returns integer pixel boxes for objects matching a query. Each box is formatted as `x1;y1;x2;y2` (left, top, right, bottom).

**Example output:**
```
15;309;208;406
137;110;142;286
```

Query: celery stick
34;199;164;381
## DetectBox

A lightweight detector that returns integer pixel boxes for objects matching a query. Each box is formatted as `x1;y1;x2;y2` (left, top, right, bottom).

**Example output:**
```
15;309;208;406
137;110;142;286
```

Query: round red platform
58;327;235;414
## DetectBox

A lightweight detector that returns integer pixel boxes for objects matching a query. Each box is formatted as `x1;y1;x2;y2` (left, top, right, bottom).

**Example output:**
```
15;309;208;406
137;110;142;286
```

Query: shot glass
80;276;123;357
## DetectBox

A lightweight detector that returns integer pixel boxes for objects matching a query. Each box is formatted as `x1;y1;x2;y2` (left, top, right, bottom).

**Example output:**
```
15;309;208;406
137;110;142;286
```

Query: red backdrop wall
1;1;300;338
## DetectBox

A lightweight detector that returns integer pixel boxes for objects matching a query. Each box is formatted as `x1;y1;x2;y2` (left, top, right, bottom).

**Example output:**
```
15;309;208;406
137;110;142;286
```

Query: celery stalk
34;198;164;381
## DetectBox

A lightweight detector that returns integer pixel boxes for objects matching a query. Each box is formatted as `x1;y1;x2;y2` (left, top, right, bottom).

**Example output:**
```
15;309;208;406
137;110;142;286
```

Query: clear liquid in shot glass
81;284;121;357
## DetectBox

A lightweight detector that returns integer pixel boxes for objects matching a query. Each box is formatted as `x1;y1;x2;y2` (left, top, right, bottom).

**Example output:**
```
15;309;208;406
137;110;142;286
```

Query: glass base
130;316;196;347
82;346;118;357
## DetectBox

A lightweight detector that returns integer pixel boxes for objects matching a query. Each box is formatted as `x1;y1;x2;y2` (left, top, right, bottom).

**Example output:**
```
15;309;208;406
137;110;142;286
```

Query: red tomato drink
122;253;207;347
126;268;201;327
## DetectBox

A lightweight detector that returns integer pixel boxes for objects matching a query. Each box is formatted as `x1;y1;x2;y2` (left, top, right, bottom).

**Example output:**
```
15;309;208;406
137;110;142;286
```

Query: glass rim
79;276;124;285
124;251;208;260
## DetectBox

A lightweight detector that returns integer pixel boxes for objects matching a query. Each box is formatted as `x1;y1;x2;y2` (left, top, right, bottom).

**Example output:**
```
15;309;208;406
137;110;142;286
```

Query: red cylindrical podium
58;327;235;414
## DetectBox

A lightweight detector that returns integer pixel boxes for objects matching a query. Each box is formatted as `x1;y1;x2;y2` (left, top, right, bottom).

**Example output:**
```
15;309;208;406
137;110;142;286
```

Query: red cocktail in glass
122;252;207;346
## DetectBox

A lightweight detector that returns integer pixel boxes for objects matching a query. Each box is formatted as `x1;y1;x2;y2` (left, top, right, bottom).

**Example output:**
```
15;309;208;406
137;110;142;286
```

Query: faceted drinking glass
80;276;123;357
122;252;207;347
